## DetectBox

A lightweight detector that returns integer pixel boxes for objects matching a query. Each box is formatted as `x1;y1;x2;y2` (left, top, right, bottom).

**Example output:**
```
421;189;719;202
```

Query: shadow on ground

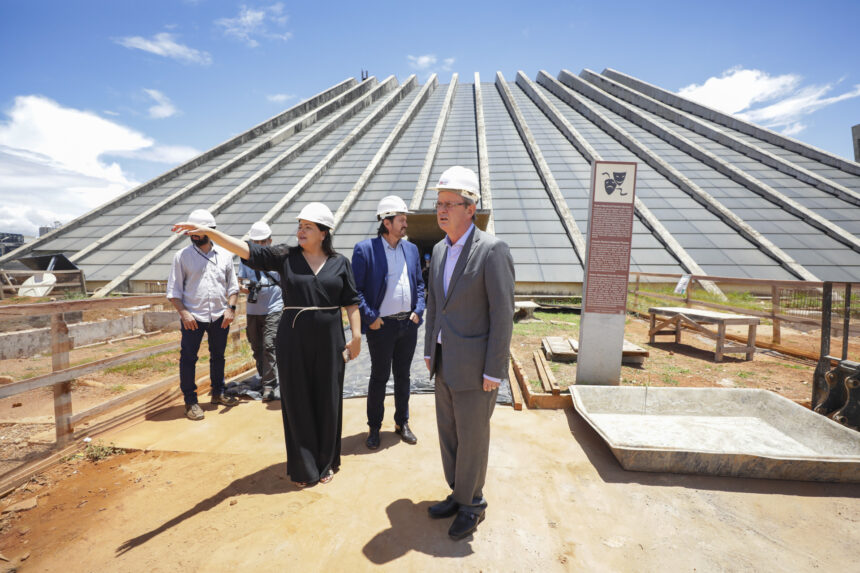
362;498;474;563
116;462;293;556
648;341;748;363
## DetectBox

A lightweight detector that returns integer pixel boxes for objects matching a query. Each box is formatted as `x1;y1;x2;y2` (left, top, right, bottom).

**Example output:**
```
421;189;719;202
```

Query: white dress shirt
167;243;239;323
378;238;412;317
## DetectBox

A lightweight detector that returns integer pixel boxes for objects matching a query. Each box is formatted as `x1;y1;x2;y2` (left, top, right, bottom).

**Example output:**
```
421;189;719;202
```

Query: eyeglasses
435;201;467;211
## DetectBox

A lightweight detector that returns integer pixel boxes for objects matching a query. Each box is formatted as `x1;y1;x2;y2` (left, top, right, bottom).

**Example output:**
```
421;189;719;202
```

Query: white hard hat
376;195;411;219
248;221;272;241
296;202;335;229
188;209;216;228
430;166;480;202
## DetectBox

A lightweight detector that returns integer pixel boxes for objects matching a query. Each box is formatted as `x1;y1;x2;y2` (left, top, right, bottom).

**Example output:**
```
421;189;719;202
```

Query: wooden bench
648;306;760;362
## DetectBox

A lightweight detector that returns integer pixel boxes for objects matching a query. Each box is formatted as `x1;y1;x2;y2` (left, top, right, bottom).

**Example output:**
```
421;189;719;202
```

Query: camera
246;280;262;303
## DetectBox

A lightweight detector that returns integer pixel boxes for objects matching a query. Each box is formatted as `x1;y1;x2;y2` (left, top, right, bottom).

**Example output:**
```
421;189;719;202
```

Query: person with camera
238;221;283;402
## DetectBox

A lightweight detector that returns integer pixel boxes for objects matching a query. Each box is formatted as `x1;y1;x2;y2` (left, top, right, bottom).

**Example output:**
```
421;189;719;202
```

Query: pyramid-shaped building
3;69;859;295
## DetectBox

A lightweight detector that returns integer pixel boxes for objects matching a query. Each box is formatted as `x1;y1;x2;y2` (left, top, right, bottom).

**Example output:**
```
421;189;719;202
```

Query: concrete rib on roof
2;68;858;293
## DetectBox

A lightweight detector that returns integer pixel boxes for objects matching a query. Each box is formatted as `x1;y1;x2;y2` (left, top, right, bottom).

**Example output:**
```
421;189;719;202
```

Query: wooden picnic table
648;306;760;362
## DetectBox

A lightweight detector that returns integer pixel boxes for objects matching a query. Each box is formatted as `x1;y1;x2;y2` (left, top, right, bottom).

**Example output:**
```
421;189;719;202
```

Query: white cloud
679;68;799;114
113;144;199;164
103;110;120;117
407;54;456;80
267;93;295;104
115;32;212;65
738;82;860;127
144;88;178;119
216;3;292;48
0;96;199;235
407;54;437;71
781;122;806;137
678;67;860;136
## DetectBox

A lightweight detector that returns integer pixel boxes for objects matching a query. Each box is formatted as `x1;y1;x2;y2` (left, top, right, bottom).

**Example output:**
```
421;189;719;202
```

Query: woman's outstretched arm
171;223;250;259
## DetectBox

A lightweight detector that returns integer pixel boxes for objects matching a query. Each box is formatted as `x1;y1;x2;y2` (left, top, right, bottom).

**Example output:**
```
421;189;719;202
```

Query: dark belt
383;311;411;321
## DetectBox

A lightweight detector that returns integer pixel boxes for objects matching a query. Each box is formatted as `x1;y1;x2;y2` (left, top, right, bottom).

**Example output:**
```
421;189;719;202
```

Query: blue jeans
180;315;230;405
366;316;418;429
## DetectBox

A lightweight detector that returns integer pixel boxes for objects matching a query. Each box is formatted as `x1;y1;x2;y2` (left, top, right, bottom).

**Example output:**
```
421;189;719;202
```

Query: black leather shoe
427;498;459;519
366;428;380;450
395;423;417;445
448;509;485;540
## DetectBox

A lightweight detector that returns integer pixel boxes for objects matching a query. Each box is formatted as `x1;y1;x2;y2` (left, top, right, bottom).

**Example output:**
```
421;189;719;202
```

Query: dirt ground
511;311;840;404
1;310;853;478
1;395;858;572
0;329;251;476
0;310;858;570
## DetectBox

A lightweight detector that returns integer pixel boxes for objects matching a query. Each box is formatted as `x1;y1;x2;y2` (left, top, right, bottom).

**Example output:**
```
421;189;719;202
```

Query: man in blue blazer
352;196;426;450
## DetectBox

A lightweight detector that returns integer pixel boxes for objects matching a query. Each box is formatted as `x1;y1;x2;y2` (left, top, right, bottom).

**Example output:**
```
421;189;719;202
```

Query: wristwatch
229;305;237;311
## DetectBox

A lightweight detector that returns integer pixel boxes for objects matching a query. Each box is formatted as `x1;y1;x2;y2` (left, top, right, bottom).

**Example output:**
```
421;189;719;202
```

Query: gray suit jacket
424;226;516;391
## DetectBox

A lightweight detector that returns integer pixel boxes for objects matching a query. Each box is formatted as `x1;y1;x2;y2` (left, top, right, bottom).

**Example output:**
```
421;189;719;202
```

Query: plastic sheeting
227;322;512;405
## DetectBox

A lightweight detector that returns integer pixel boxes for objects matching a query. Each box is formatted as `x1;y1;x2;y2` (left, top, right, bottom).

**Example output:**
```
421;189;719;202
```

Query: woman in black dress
172;203;362;487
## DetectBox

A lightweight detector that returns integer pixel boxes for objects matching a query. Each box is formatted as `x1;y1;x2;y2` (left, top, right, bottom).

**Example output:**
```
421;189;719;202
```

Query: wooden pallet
542;336;577;362
568;338;649;365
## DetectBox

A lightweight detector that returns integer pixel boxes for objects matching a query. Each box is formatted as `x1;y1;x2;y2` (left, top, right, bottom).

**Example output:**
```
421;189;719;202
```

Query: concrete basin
571;386;860;482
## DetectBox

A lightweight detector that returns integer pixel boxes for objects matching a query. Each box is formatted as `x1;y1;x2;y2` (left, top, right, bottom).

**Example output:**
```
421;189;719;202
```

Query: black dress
244;243;360;483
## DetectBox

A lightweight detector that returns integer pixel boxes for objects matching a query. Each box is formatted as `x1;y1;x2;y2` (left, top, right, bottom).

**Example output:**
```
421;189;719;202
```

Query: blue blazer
352;236;425;334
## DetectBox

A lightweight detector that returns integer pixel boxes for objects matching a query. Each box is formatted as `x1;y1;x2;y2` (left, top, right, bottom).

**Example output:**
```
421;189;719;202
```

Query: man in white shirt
352;196;425;450
167;209;240;421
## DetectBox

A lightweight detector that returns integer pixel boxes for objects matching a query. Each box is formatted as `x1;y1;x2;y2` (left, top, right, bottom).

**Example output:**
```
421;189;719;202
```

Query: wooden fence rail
0;295;247;447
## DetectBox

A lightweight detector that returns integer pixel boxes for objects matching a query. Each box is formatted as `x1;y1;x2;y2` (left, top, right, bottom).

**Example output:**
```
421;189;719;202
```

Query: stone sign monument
576;161;637;385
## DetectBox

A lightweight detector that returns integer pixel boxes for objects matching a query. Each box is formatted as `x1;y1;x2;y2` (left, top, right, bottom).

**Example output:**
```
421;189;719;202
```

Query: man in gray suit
423;166;515;540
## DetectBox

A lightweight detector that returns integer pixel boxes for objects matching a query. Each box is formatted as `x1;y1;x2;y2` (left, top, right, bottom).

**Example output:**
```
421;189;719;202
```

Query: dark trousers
434;346;497;514
179;315;229;405
247;311;281;390
365;316;418;429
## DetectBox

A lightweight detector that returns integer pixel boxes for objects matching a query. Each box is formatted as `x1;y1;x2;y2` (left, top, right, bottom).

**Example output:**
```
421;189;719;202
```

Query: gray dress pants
434;350;498;513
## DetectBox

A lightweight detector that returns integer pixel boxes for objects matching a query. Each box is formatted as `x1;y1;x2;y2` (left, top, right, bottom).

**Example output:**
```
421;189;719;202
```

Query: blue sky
1;0;858;235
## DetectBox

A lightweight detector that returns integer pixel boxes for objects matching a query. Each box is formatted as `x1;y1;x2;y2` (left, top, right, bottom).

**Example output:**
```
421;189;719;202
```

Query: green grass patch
104;350;175;375
666;365;690;374
736;371;753;379
631;285;763;313
661;374;680;386
85;440;125;461
513;311;580;337
109;384;127;393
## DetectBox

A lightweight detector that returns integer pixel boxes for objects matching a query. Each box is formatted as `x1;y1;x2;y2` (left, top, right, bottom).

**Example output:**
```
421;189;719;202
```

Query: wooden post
746;323;757;360
771;285;781;345
649;311;656;344
842;283;852;361
685;280;692;308
229;329;241;353
51;313;73;446
633;274;641;311
812;282;833;407
715;322;726;362
78;270;88;296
